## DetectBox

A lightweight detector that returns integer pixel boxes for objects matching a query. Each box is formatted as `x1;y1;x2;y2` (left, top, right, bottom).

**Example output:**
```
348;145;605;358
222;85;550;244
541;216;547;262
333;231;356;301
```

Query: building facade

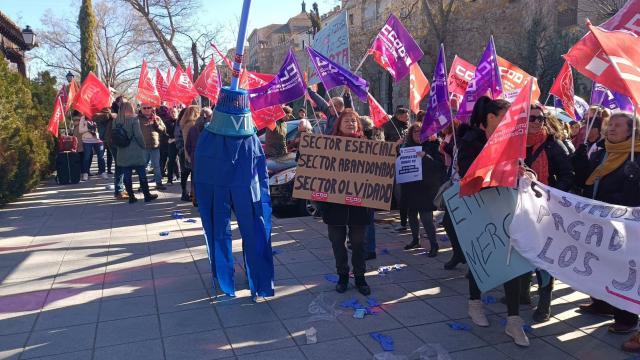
0;11;30;76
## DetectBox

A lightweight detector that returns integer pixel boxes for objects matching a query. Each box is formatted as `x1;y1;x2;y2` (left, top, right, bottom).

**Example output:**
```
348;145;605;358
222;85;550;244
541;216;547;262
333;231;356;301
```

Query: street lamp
66;71;75;83
21;26;36;50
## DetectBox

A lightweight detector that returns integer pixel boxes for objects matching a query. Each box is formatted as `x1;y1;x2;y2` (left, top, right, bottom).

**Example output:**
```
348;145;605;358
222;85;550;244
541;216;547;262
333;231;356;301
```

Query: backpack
110;123;131;147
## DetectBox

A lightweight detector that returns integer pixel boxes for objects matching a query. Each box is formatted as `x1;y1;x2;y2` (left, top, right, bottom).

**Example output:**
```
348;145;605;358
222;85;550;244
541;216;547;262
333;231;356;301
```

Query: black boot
355;275;370;296
427;244;439;258
533;284;552;323
181;191;191;202
141;179;158;202
125;182;137;204
444;256;462;270
404;240;420;250
335;274;348;293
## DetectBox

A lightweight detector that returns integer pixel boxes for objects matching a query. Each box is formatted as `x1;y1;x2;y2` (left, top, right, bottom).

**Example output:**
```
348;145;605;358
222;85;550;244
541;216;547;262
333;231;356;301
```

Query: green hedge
0;55;56;206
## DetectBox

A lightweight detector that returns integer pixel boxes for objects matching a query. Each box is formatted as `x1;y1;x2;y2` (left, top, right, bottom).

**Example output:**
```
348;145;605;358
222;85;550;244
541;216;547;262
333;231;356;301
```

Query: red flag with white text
564;23;640;106
72;72;111;120
164;67;199;106
136;60;161;107
600;0;640;36
194;60;221;104
48;96;64;137
448;55;475;97
367;93;390;128
186;65;194;82
549;62;576;120
409;63;430;114
156;67;169;101
459;77;534;196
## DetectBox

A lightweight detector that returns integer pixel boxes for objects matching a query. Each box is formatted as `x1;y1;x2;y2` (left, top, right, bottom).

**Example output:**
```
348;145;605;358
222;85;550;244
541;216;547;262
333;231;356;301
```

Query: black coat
322;203;373;226
456;124;487;177
401;140;446;211
575;148;640;207
524;135;574;192
382;117;409;143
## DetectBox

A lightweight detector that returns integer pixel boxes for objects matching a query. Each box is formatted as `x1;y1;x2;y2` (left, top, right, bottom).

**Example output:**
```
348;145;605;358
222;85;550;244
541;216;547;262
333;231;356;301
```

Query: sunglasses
529;115;546;123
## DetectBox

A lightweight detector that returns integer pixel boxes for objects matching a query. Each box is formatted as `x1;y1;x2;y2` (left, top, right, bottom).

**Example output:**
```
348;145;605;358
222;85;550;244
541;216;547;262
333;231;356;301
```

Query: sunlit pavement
0;174;633;360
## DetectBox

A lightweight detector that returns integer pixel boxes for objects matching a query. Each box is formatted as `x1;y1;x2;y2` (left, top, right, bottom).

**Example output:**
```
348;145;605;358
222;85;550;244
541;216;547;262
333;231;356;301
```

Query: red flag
136;60;161;107
164;67;199;106
497;56;541;103
459;77;534;196
239;70;286;130
600;0;640;36
549;62;576;120
72;72;111;120
66;80;80;112
155;67;169;101
564;23;640;105
57;85;68;112
47;96;64;137
194;60;221;104
211;42;233;70
409;63;430;114
186;65;194;82
367;93;390;128
447;55;476;97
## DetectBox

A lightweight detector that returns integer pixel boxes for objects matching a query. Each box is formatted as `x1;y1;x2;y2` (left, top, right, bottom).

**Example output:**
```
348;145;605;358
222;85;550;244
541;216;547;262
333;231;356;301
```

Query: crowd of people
67;97;214;204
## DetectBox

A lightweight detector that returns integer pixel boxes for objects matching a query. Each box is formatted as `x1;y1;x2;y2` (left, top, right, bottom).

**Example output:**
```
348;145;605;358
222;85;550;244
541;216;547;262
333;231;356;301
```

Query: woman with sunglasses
516;104;574;324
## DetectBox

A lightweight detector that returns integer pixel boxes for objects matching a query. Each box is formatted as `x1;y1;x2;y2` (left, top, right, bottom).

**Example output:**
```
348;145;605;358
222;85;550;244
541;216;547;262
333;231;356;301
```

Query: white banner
510;178;640;314
308;12;350;84
395;146;422;184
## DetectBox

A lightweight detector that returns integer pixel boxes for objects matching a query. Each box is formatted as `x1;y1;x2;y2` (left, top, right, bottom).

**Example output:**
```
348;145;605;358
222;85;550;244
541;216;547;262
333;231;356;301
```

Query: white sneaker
81;173;88;181
100;173;108;179
505;315;530;347
468;300;489;327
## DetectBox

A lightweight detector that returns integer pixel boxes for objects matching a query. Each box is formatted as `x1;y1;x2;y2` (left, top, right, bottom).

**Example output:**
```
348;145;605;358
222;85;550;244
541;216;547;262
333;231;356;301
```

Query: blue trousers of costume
194;131;274;297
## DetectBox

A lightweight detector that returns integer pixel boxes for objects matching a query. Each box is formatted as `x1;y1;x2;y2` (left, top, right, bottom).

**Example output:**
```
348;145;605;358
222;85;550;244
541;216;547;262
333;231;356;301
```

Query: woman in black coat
322;109;373;296
402;122;446;257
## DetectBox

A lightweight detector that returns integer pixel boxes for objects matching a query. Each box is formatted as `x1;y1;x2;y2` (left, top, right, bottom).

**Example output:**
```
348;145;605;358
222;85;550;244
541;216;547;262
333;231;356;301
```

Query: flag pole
583;92;606;145
632;103;637;162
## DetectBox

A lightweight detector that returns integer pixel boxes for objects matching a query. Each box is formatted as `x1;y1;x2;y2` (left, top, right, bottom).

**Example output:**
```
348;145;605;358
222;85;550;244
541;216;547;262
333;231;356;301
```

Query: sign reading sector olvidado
510;179;640;315
293;134;397;210
444;183;534;293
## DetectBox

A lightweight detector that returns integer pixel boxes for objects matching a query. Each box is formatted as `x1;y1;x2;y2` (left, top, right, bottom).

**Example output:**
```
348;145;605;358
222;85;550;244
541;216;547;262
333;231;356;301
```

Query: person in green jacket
113;101;158;204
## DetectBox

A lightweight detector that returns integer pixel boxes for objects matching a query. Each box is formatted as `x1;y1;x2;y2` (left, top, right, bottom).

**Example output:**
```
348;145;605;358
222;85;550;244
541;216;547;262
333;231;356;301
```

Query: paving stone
495;338;573;359
225;321;295;355
0;332;29;360
356;327;425;356
22;323;95;359
283;316;352;345
408;322;488;353
541;329;629;360
217;301;278;328
100;295;157;321
160;307;221;337
300;337;371;360
382;300;448;327
96;315;160;347
449;345;511;360
236;346;305;360
34;302;100;330
163;329;233;360
268;293;318;320
0;312;39;335
157;288;211;314
337;307;403;335
94;339;164;360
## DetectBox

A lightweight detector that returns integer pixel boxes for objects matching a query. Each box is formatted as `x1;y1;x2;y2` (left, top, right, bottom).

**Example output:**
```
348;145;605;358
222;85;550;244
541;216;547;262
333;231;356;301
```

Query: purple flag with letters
421;45;452;141
369;14;424;82
457;37;503;122
248;48;306;111
307;47;369;102
590;82;634;113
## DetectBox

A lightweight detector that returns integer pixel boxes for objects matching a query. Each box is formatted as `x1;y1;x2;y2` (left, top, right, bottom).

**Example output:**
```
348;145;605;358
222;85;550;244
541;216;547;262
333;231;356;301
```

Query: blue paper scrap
272;249;282;255
171;211;184;219
370;332;394;351
324;274;339;283
353;308;366;319
367;297;381;308
184;219;197;223
482;295;497;304
159;231;170;236
447;322;471;331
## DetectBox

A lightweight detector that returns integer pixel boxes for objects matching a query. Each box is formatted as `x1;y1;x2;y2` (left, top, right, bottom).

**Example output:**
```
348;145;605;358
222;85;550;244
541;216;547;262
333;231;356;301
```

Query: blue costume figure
194;0;274;298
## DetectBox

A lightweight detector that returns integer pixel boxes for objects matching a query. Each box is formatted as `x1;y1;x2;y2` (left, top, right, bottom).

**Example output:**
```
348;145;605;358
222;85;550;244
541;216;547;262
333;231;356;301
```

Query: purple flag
248;49;306;110
369;14;424;82
420;45;452;141
457;37;503;122
307;47;369;102
590;82;634;113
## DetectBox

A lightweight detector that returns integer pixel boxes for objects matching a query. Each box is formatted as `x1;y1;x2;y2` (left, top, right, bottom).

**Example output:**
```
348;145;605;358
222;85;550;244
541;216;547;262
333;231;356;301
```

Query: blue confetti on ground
380;248;390;255
370;332;394;351
272;249;282;255
324;274;338;283
482;295;497;304
159;231;170;236
184;219;197;223
447;322;471;331
441;235;449;242
171;211;184;219
367;297;381;307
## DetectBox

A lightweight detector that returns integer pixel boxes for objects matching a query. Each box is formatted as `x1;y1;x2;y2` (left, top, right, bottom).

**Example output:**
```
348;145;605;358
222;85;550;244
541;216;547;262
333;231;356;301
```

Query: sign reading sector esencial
444;183;534;293
293;134;397;210
510;179;640;314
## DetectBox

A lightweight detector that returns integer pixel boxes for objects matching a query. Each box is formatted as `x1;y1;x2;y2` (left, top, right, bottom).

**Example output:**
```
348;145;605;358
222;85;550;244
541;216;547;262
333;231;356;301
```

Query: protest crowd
43;0;640;355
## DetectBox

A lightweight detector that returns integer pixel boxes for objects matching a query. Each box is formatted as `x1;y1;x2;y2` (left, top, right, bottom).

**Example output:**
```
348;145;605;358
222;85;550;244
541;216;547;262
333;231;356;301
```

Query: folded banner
369;14;424;81
457;37;503;122
444;183;534;292
549;62;576;120
308;47;369;102
248;48;306;110
459;78;533;196
72;72;111;120
421;44;452;141
136;60;161;107
510;179;640;314
308;11;350;84
194;59;221;104
564;23;640;106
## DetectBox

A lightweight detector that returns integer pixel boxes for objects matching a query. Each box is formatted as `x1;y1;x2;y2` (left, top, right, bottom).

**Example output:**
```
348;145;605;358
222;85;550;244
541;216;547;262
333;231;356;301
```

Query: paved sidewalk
0;175;633;360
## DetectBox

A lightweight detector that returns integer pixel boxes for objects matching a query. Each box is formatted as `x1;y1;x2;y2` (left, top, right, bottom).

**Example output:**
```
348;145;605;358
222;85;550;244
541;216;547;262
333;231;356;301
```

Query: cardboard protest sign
309;12;350;84
444;183;534;292
510;179;640;314
293;134;397;210
395;146;422;184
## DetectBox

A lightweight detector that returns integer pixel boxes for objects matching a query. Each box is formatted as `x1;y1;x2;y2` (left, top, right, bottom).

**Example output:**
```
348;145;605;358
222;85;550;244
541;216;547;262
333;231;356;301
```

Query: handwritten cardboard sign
444;183;534;292
293;134;397;210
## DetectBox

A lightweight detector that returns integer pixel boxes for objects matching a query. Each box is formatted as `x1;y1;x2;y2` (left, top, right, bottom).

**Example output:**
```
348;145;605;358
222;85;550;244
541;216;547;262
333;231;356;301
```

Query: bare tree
579;0;626;24
33;0;154;93
421;0;458;46
178;25;225;79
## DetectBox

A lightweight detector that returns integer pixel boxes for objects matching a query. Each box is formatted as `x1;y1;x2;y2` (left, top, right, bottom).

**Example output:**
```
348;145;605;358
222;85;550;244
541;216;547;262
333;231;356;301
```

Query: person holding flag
306;87;352;134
